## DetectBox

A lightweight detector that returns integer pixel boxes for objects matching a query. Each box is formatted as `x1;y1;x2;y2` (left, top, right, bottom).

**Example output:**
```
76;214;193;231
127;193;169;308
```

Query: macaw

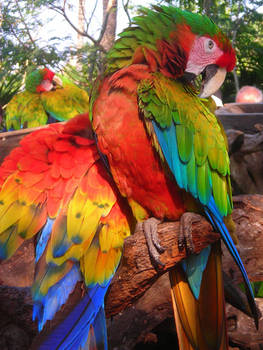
4;68;89;130
91;5;258;349
0;113;133;349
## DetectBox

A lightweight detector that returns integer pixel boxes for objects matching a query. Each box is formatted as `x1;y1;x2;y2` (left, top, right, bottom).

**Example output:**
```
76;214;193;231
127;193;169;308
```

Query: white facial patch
185;36;223;75
40;79;53;92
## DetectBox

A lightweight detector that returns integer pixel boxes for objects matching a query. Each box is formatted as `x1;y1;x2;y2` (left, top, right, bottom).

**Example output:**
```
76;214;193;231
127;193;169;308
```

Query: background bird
4;67;89;130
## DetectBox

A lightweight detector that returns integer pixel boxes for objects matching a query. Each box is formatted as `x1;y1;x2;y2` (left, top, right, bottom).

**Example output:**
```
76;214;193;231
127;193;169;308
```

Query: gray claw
142;217;164;267
179;212;201;255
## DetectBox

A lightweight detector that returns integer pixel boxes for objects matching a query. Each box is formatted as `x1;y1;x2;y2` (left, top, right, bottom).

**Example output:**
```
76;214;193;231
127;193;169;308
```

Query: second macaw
0;113;133;349
4;68;89;130
91;5;258;349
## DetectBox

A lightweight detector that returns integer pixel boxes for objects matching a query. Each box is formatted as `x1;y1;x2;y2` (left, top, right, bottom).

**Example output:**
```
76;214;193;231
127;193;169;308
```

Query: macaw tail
170;242;228;350
32;283;109;350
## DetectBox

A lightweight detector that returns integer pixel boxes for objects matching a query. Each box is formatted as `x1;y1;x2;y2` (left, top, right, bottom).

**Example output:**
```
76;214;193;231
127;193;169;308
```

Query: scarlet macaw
5;68;89;129
91;6;258;349
0;113;133;349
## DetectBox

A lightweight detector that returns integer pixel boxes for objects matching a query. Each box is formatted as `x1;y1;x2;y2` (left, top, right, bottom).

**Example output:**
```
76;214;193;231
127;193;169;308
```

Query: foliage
67;44;106;90
240;281;263;298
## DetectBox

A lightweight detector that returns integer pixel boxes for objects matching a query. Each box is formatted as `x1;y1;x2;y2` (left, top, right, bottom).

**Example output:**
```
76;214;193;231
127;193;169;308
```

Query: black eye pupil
209;40;214;49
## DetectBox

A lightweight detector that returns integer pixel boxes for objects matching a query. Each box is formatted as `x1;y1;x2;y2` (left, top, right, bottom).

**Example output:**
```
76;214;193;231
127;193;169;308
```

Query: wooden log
0;195;263;348
105;217;219;316
0;126;48;164
0;195;262;315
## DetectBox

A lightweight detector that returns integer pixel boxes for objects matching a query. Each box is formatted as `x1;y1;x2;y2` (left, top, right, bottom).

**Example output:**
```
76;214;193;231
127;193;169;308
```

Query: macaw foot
178;212;202;255
138;217;165;267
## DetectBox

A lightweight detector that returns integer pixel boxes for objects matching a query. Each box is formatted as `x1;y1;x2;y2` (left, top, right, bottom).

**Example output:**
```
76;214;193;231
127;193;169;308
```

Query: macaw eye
204;39;215;53
208;40;214;49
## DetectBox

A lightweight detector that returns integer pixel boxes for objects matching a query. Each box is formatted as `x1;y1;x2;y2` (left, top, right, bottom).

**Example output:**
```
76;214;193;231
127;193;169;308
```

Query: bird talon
179;212;201;255
142;217;164;267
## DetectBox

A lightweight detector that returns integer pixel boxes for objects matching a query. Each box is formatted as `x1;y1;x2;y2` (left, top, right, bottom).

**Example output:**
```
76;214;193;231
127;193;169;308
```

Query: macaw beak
182;65;227;99
52;75;63;89
198;65;227;98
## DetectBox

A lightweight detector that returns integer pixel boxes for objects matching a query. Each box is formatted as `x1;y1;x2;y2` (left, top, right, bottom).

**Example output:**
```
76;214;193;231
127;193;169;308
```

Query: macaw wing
5;91;48;129
138;74;255;311
41;83;89;122
0;115;96;258
0;114;131;349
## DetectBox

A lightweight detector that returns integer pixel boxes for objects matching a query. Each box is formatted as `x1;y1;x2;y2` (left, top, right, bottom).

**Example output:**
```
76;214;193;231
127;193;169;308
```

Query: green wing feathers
5;91;48;129
138;74;232;217
41;83;89;122
4;78;89;129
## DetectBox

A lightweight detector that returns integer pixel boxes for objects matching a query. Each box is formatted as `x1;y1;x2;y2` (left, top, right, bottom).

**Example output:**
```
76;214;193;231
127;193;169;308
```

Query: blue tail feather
181;246;211;299
88;306;108;350
205;197;254;298
205;196;258;326
38;281;111;350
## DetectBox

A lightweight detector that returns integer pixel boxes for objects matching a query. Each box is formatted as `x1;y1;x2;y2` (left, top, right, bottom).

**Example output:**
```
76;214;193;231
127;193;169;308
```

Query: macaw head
172;10;236;98
25;68;63;93
108;6;236;98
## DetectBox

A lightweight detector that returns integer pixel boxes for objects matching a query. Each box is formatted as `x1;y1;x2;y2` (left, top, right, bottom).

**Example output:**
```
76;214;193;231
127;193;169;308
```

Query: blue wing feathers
92;307;108;350
34;215;110;348
205;197;257;324
33;264;81;331
36;218;54;262
152;120;255;305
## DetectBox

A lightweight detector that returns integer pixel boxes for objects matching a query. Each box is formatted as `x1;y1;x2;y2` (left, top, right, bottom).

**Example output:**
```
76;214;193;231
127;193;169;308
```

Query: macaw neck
92;73;186;221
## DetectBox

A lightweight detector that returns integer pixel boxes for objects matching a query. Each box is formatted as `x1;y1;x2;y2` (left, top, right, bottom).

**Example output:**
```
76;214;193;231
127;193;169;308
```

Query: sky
38;0;263;55
39;0;153;52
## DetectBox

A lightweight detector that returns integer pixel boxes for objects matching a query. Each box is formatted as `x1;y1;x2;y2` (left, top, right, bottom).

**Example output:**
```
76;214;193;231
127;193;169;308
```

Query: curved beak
199;65;227;98
52;75;63;89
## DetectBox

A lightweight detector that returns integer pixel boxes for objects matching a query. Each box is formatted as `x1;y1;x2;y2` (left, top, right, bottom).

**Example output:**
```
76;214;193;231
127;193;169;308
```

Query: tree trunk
101;0;117;51
77;0;85;49
76;0;86;70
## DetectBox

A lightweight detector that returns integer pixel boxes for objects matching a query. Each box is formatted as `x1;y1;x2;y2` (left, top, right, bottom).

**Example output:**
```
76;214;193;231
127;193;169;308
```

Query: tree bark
77;0;85;50
101;0;117;51
106;217;219;315
0;195;263;348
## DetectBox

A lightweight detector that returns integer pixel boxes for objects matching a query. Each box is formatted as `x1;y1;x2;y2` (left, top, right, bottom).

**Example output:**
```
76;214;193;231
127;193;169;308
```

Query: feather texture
0;113;132;349
4;71;89;129
138;73;255;309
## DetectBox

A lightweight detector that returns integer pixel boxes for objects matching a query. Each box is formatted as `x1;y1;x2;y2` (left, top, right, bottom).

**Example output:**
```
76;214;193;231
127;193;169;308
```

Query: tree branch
86;0;99;32
48;1;112;53
97;0;116;45
122;0;132;27
14;0;37;48
0;195;263;348
106;217;219;315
